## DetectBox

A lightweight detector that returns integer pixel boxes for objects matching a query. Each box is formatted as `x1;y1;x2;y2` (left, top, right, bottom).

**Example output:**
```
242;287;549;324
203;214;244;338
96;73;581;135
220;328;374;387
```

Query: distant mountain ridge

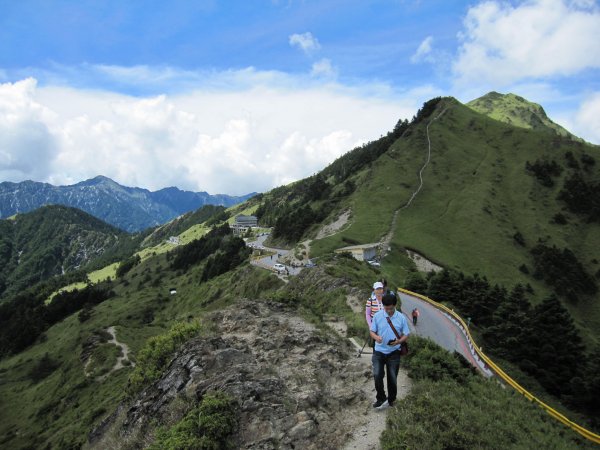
0;176;256;232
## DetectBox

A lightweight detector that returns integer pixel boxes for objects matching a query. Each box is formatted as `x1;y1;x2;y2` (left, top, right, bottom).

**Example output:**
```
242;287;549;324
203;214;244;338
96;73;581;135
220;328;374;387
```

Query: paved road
248;233;303;276
399;292;493;377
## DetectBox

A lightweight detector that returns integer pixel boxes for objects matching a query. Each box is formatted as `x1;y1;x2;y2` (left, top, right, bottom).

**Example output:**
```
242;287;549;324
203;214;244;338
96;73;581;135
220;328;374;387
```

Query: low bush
149;391;237;450
128;321;201;394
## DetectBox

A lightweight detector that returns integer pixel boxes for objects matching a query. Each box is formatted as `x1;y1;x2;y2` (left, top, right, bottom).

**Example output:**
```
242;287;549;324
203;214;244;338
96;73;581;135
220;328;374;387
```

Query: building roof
335;243;379;251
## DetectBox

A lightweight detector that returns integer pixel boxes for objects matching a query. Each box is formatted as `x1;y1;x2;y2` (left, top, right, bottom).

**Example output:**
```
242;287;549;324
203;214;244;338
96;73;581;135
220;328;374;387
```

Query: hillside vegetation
0;205;140;300
467;91;583;141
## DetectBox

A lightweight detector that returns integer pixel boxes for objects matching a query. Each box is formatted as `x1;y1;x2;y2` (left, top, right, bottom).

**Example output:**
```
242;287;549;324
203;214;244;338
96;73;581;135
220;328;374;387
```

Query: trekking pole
357;338;369;357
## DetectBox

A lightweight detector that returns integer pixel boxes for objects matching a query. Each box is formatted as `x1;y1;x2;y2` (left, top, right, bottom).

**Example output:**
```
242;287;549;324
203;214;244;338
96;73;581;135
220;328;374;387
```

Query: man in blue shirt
369;292;410;408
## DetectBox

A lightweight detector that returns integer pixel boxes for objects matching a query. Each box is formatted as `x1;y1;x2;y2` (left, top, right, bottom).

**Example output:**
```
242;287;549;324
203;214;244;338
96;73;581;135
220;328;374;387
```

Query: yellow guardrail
398;287;600;445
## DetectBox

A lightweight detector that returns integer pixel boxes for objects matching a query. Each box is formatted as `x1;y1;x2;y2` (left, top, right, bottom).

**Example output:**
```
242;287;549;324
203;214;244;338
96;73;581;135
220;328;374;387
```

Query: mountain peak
74;175;122;188
466;91;581;141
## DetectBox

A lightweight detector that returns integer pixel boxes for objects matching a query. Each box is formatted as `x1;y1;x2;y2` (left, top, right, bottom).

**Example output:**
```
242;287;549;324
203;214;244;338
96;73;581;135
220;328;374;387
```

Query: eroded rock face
90;300;370;449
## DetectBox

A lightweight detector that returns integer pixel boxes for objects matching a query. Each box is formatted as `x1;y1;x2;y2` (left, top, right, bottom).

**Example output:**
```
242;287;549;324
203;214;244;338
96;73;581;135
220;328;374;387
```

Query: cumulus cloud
0;73;419;195
289;32;321;55
573;92;600;144
453;0;600;86
0;79;58;182
411;36;434;63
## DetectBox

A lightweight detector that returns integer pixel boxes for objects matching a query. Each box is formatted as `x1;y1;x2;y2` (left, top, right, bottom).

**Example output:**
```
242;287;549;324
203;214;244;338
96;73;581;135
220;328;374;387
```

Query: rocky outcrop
89;300;373;449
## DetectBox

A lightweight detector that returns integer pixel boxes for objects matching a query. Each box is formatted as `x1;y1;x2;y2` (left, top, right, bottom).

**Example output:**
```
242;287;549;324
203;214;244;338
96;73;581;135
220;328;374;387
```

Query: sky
0;0;599;195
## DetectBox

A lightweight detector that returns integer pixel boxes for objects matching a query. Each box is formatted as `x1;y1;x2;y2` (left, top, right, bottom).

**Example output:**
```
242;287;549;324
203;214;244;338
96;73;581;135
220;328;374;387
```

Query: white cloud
0;72;422;195
411;36;434;63
453;0;600;86
311;58;337;78
573;92;600;143
289;32;321;55
0;79;58;182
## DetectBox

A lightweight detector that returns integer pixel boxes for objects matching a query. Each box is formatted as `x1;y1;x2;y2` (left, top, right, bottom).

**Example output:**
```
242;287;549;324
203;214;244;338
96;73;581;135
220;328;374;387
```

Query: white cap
373;281;384;290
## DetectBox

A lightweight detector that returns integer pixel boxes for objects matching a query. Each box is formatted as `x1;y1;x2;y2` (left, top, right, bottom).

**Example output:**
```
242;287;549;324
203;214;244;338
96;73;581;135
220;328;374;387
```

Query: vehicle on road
367;259;381;267
273;263;287;273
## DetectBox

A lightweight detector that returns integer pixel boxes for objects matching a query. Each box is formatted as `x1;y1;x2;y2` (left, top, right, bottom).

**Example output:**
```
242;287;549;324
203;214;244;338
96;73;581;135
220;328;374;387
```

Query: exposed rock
88;300;373;450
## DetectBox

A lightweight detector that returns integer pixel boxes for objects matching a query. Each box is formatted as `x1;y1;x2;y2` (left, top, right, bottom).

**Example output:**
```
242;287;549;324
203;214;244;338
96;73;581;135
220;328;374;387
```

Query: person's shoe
372;399;388;408
388;400;395;407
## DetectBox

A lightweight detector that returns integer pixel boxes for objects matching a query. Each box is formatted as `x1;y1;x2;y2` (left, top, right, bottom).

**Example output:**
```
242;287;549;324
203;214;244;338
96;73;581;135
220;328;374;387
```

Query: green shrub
382;337;595;449
149;391;237;450
88;343;122;377
28;353;61;383
382;378;593;449
404;336;476;383
128;321;201;393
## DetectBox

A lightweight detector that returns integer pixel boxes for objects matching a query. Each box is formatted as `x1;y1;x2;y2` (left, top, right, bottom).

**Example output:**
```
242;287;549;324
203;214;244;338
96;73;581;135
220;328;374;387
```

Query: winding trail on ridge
379;107;449;258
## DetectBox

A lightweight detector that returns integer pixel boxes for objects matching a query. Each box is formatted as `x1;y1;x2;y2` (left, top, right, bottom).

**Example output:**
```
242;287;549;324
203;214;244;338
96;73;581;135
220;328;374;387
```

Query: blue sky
1;0;599;194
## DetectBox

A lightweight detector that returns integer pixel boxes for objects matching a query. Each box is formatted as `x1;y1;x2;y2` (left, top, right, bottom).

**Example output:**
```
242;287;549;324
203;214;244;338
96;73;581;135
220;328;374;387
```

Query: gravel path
96;326;134;382
326;298;412;450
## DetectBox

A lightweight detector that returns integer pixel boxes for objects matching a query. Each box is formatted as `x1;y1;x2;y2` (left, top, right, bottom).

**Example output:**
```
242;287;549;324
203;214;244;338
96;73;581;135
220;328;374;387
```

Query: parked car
367;259;381;267
273;263;286;273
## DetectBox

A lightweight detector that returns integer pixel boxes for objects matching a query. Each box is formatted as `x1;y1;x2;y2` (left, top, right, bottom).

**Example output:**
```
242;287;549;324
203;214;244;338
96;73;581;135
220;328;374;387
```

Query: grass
382;336;596;449
86;343;122;378
149;391;238;450
467;91;578;140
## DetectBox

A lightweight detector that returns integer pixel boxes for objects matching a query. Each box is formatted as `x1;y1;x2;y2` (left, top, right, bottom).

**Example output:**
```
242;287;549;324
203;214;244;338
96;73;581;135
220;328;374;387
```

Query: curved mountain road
399;292;493;377
248;234;303;281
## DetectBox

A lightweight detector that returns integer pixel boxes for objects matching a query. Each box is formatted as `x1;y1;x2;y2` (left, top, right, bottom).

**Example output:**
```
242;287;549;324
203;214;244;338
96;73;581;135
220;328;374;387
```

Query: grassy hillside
388;99;599;341
0;223;271;449
467;91;582;141
251;94;600;432
296;97;600;345
1;245;594;449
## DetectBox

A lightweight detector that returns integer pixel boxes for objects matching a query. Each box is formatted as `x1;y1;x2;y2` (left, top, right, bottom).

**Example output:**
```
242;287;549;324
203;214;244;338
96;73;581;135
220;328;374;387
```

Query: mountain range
0;175;255;232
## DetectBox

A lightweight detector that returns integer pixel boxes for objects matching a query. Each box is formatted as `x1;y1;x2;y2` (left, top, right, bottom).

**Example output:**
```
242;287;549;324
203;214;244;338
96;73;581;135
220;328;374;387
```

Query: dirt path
325;306;412;450
96;326;134;382
342;351;411;450
280;209;351;267
406;249;443;273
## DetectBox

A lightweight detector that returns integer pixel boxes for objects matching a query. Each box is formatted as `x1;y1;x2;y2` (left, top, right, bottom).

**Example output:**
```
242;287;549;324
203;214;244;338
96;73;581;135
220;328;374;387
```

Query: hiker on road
370;293;410;409
411;308;420;326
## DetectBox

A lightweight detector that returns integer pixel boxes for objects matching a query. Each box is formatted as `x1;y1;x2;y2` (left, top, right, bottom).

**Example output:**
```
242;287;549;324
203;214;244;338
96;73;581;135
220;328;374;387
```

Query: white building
334;243;379;261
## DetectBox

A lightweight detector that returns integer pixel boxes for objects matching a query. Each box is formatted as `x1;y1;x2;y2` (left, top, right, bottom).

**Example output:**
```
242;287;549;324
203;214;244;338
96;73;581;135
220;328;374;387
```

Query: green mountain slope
250;95;599;345
250;94;600;436
299;96;599;340
0;205;136;300
467;91;582;141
